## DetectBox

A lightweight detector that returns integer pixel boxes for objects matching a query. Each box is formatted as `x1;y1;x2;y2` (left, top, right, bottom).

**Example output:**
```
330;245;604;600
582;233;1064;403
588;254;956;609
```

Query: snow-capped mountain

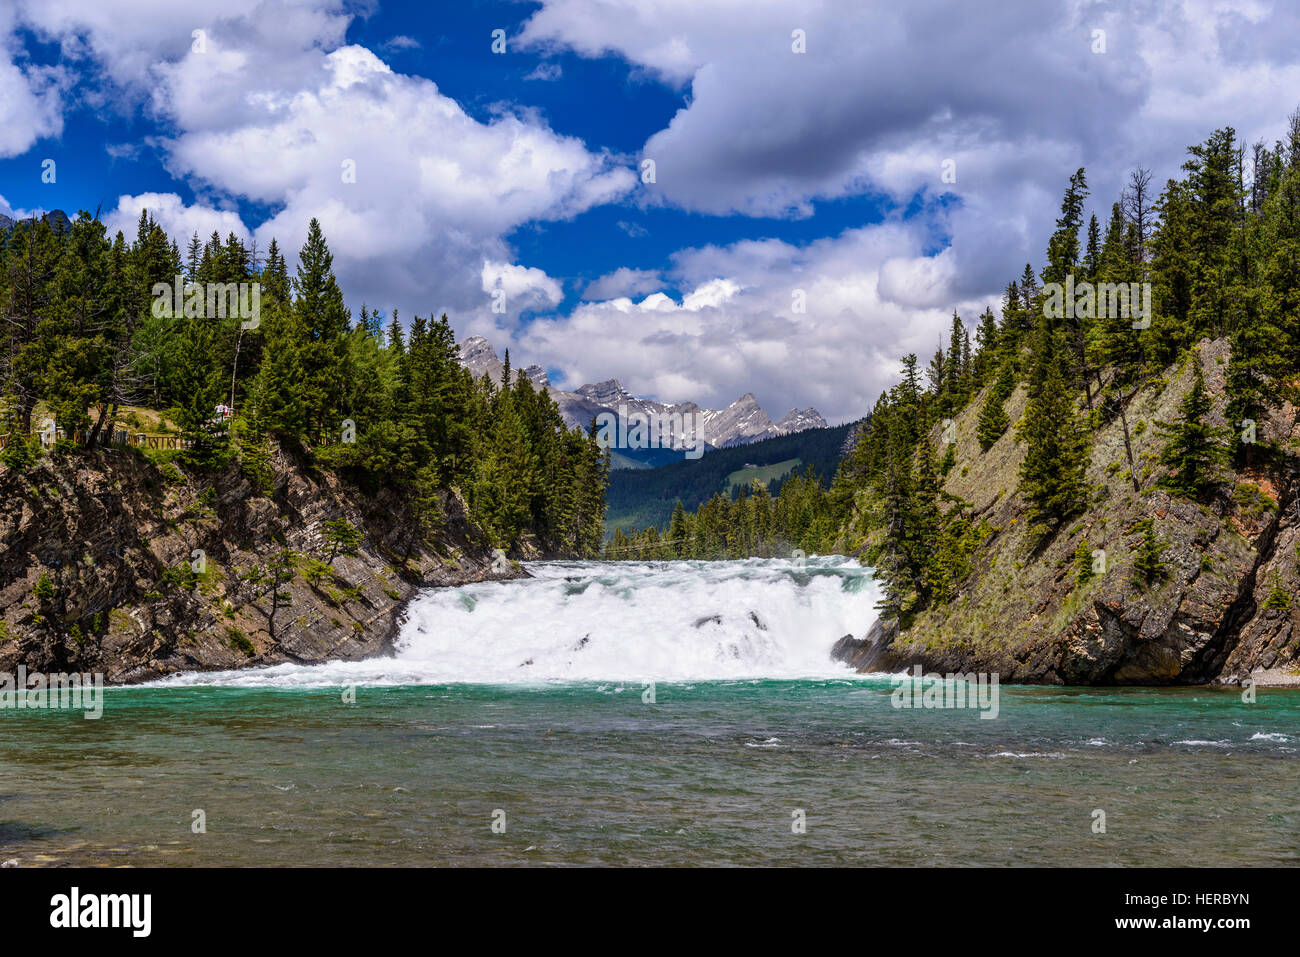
457;336;827;453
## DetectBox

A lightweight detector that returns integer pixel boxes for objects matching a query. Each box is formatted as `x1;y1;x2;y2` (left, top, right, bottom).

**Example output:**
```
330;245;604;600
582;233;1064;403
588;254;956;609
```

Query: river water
2;558;1297;866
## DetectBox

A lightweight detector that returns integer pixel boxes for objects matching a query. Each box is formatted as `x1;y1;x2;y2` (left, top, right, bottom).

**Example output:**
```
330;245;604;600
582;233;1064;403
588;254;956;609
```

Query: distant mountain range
0;209;71;234
459;335;827;464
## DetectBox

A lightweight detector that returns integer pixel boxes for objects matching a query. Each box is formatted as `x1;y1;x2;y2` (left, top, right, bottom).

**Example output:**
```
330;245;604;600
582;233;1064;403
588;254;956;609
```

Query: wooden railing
0;430;192;451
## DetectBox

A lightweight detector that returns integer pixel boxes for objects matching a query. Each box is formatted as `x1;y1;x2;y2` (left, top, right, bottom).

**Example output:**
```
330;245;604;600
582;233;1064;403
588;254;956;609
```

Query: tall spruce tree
1156;359;1228;498
1018;321;1089;535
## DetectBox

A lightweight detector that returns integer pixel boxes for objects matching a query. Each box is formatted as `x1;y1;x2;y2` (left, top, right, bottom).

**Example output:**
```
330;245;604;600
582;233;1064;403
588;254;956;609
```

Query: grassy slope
723;458;801;493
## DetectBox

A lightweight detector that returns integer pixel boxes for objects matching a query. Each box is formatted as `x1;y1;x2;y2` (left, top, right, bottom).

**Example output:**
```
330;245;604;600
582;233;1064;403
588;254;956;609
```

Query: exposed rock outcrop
0;443;518;684
834;338;1300;686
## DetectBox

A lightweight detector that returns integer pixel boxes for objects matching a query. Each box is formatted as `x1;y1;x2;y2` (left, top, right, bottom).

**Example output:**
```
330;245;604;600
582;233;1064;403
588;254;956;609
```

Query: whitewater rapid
154;556;880;687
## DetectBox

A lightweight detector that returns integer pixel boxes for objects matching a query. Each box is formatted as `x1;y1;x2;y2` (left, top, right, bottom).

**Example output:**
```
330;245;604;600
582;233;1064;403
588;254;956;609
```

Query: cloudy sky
2;0;1299;422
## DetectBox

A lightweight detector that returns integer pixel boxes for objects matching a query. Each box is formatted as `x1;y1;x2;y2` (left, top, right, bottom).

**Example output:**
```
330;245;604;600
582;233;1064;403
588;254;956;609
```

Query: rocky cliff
833;338;1300;687
0;444;516;684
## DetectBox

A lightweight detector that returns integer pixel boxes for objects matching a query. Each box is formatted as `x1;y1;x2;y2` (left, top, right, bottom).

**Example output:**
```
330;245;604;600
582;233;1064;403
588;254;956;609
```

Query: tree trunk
87;402;116;448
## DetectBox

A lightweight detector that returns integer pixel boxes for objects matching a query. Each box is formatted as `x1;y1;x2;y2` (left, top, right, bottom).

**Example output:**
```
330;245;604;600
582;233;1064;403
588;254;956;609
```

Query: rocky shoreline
832;338;1300;688
0;444;523;684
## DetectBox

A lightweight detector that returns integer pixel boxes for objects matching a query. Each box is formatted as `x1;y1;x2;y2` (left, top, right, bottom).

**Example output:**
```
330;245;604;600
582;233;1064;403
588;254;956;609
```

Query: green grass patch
723;458;801;493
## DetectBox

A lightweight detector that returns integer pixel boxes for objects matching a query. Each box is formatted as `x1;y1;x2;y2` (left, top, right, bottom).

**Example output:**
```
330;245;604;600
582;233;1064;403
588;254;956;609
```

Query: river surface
2;558;1297;866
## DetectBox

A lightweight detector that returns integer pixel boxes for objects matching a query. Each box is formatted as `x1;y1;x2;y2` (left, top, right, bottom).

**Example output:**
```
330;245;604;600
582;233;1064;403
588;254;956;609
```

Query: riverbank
836;339;1300;687
0;444;521;683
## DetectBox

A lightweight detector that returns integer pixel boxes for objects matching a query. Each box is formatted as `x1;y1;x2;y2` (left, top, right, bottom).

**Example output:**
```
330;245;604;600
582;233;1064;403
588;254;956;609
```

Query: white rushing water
156;557;879;687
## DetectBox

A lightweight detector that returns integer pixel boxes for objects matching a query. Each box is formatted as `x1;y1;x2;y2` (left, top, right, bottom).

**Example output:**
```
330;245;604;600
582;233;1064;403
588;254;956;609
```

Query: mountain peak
774;408;828;433
575;379;631;404
458;336;507;385
456;335;826;460
0;208;71;235
460;336;497;359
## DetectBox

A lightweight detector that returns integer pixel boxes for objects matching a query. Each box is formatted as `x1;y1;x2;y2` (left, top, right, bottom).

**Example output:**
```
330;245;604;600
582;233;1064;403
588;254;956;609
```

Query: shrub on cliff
0;434;41;472
1130;519;1169;589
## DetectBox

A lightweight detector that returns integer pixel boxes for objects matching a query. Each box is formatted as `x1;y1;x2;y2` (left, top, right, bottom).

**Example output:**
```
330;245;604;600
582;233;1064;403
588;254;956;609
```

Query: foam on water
154;556;879;688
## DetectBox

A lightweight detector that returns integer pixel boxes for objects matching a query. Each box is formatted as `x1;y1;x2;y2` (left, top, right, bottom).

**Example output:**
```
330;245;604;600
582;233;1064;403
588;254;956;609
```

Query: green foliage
1155;361;1229;498
606;466;835;562
790;112;1300;625
231;404;275;496
157;460;186;485
161;564;197;590
226;627;256;656
938;442;956;477
1074;538;1095;586
1262;573;1291;610
300;558;334;587
1130;519;1169;588
1018;323;1089;536
0;211;607;563
608;422;854;532
322;518;363;561
0;434;41;471
243;547;298;640
1232;482;1277;521
976;360;1015;451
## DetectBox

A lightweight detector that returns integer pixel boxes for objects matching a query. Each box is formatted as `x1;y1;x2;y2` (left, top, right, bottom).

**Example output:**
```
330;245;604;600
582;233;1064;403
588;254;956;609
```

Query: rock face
699;394;773;447
774;407;829;435
457;336;826;453
0;209;70;235
833;338;1300;686
0;444;517;684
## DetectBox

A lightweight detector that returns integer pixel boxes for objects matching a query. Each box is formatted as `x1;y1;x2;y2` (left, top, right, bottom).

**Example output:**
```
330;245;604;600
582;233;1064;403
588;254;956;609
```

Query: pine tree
1018;322;1089;535
973;306;1000;384
1155;359;1228;497
668;500;689;557
909;436;942;603
976;359;1015;451
1130;519;1169;588
250;304;309;442
1083;213;1101;280
323;518;364;561
293;218;350;443
874;421;917;620
1074;538;1095;586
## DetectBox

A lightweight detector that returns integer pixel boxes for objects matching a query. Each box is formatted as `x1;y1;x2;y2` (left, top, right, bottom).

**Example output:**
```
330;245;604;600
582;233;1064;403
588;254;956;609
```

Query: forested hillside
830;112;1300;684
0;212;609;669
0;213;608;556
604;421;854;534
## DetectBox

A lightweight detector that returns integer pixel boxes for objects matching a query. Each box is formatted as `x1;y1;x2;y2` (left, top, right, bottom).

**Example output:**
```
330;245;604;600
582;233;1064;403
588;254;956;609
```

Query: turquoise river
2;558;1296;866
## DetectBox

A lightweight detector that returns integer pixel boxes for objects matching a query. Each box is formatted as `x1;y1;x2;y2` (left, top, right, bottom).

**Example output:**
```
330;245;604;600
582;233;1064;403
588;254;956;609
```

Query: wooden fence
0;430;191;451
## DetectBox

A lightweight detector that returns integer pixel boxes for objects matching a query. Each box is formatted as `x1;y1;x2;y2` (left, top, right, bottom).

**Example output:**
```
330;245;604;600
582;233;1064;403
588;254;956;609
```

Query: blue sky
1;1;903;312
2;1;1300;421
